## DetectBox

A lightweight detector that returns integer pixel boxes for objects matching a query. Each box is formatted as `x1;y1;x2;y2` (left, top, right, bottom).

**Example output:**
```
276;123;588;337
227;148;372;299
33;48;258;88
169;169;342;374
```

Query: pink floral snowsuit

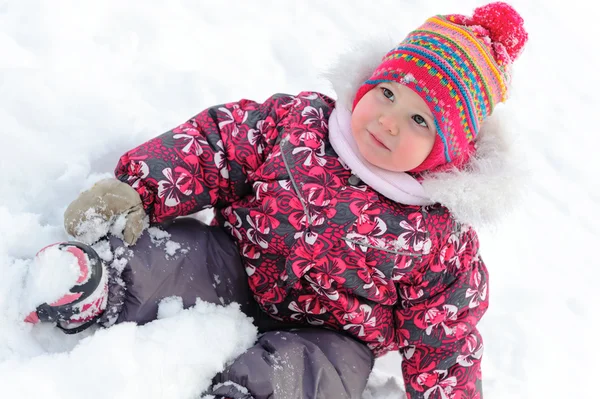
115;91;488;398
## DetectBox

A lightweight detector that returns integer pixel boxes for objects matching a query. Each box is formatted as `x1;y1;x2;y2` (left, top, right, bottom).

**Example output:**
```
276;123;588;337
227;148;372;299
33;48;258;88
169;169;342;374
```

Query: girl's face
350;82;437;172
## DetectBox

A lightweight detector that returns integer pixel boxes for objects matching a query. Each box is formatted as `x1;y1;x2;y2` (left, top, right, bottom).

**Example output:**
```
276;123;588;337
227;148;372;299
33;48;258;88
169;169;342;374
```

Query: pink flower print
223;207;242;228
126;159;149;188
248;197;280;235
252;181;269;201
439;232;469;272
157;167;183;207
392;256;414;281
288;295;326;326
223;212;243;241
173;126;207;156
173;155;205;196
349;198;385;236
456;385;483;399
302;167;340;207
404;348;436;387
288;122;322;149
247;119;270;155
281;95;302;110
240;244;261;277
212;139;229;178
287;196;309;231
304;274;340;301
281;93;320;112
292;142;326;167
457;333;483;367
465;269;487;308
343;304;377;337
416;369;457;399
318;257;347;286
300;92;319;101
399;272;429;303
289;239;326;278
218;104;248;137
356;256;386;287
245;214;270;249
240;243;260;260
396;324;412;348
301;106;328;130
415;301;459;336
306;204;336;228
398;215;432;254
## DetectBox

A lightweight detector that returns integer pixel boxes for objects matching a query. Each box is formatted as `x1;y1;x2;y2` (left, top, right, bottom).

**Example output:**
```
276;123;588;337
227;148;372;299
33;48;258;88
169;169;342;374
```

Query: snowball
157;296;184;319
21;245;83;314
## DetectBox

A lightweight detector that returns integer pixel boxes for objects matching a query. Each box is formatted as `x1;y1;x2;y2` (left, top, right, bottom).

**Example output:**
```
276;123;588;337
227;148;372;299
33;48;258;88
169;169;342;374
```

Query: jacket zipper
280;135;313;227
341;237;423;260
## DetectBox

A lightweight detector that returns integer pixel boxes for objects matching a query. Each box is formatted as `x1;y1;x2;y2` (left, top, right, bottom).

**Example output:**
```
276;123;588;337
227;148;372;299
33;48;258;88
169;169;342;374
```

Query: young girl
26;2;528;398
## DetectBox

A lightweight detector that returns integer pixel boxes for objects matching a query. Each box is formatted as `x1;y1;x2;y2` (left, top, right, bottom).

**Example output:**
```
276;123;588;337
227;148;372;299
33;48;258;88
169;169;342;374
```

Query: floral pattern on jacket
115;91;489;398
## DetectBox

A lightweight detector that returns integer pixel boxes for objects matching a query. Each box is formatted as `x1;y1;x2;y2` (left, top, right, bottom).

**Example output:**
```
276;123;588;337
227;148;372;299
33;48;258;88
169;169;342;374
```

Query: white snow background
1;0;598;398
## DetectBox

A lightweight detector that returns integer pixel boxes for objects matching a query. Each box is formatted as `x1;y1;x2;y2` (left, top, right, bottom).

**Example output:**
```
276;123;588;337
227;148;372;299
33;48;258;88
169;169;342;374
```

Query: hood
323;36;525;229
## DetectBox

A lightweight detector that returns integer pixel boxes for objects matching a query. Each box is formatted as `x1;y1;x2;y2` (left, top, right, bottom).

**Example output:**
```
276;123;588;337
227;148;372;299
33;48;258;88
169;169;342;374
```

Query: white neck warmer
328;106;432;206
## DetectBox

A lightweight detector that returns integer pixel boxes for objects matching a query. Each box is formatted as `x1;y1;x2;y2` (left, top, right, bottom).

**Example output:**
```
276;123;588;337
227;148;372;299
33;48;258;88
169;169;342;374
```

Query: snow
0;1;598;398
147;226;190;257
74;207;114;244
211;381;250;395
156;296;184;319
21;245;82;313
0;300;257;399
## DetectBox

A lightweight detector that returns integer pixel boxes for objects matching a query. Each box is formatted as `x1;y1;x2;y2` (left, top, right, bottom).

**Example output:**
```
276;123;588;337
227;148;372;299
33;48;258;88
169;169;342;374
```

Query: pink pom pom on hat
352;2;528;173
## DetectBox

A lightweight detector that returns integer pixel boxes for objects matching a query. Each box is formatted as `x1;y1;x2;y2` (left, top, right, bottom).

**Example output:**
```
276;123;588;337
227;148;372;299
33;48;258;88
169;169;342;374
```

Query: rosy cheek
350;117;358;134
350;113;364;133
403;133;426;155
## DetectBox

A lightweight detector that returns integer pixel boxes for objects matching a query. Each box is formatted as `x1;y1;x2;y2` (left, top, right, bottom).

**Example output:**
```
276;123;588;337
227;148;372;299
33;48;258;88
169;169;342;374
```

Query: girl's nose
379;114;399;136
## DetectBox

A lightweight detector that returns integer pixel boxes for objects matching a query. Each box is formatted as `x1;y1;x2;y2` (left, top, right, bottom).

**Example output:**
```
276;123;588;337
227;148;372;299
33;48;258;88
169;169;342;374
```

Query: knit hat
352;1;528;173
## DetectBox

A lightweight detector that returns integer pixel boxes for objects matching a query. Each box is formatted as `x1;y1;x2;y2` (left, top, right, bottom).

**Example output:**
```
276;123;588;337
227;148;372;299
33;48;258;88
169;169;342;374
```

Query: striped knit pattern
353;14;513;172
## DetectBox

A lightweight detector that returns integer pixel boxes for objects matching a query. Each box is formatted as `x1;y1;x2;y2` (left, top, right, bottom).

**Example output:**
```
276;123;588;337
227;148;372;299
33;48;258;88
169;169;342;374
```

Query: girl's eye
381;87;395;102
412;114;428;128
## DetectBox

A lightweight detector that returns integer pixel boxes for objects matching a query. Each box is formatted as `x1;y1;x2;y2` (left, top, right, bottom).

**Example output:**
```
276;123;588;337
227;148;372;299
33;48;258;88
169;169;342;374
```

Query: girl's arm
114;93;297;223
396;225;489;399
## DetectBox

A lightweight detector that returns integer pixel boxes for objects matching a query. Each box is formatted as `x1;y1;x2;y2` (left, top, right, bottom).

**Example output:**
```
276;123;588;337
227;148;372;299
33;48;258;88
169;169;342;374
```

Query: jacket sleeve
395;224;489;399
114;93;296;223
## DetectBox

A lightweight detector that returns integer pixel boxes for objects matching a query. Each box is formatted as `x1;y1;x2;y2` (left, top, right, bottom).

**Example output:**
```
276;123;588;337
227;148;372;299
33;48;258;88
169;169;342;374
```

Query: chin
363;154;390;171
366;157;410;173
360;151;380;167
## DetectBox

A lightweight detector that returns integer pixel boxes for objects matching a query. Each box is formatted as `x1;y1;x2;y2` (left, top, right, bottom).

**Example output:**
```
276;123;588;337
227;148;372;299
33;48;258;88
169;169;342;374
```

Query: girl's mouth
368;131;389;150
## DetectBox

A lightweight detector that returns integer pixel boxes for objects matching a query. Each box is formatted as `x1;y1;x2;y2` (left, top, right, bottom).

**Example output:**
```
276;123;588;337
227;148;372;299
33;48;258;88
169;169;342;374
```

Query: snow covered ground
1;0;598;398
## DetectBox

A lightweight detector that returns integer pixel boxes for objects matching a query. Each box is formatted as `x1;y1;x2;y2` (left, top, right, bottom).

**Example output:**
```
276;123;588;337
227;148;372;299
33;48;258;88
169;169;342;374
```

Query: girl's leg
26;217;252;331
207;328;374;399
110;217;252;324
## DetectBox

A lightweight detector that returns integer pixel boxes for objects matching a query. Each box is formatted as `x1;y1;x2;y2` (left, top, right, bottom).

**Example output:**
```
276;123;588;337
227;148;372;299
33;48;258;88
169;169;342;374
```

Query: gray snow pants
110;218;374;399
209;326;374;399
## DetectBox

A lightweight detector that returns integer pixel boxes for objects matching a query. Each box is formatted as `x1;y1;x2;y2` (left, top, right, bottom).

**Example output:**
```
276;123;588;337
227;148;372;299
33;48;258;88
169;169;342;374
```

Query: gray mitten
64;178;147;245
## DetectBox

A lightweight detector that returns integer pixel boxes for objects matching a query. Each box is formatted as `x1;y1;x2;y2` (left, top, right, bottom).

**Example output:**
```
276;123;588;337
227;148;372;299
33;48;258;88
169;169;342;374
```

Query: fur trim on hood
323;37;525;229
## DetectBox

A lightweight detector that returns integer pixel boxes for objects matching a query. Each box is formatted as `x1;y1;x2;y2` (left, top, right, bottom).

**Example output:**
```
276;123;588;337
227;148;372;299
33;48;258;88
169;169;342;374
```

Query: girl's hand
63;178;146;245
